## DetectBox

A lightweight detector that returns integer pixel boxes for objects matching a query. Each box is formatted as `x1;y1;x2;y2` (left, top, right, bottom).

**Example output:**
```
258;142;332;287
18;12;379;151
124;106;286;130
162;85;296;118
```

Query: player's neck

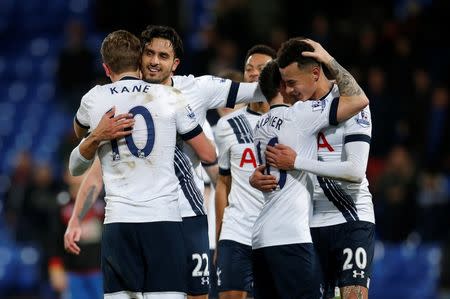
249;102;270;114
110;71;140;82
269;93;286;107
162;76;173;86
312;79;333;100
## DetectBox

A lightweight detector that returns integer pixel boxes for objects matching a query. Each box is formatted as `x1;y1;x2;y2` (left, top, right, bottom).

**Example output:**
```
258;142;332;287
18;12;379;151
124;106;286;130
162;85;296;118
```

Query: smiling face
244;53;273;83
279;62;319;101
141;37;180;86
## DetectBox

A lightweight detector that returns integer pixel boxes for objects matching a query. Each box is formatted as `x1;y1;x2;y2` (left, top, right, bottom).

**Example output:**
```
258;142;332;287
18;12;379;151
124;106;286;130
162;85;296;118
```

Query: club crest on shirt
311;99;326;111
186;104;196;119
356;110;370;127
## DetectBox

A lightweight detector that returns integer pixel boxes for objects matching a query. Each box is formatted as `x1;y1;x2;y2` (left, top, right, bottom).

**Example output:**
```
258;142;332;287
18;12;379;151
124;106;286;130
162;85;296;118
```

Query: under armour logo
201;276;209;285
353;270;365;278
319;284;325;299
216;268;222;286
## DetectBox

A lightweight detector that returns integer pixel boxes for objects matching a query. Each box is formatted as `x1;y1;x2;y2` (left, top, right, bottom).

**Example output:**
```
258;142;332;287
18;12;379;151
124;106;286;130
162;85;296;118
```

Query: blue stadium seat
8;81;28;102
0;57;5;78
13;57;34;80
29;37;50;57
371;243;441;299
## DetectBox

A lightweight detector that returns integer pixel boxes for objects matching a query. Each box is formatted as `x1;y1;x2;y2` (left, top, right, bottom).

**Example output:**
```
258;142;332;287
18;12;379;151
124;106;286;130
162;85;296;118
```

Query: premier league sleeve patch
311;100;326;111
211;76;226;83
356;110;370;127
185;104;196;119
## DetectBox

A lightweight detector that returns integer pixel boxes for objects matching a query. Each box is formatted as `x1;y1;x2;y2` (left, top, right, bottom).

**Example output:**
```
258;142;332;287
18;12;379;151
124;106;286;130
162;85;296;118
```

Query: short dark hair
259;60;281;103
277;38;319;70
101;30;141;73
245;44;277;63
141;25;184;58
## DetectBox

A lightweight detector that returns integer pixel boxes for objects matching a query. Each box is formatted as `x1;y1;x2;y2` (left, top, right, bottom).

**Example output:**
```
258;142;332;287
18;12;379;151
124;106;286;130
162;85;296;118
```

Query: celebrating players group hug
64;25;375;299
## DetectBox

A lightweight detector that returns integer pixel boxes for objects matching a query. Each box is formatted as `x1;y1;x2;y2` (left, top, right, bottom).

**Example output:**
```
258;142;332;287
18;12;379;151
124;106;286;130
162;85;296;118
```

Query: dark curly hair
140;25;184;59
259;60;281;103
245;44;277;63
277;38;319;70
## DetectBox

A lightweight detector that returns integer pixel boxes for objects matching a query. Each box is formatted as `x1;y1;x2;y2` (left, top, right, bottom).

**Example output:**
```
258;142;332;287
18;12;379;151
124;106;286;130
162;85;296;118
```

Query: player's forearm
294;143;369;183
203;164;219;187
295;158;362;183
79;132;102;160
69;144;94;176
235;82;266;104
325;58;369;122
326;58;364;98
70;159;103;223
215;175;230;243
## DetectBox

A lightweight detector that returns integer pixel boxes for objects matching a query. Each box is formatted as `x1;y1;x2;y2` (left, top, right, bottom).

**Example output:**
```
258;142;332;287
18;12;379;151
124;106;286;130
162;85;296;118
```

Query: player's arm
198;76;265;110
176;93;217;163
249;164;278;192
74;119;88;140
266;142;369;183
302;39;369;122
202;163;219;187
64;158;103;255
184;131;217;164
215;173;231;253
200;120;219;186
213;118;233;252
69;107;135;176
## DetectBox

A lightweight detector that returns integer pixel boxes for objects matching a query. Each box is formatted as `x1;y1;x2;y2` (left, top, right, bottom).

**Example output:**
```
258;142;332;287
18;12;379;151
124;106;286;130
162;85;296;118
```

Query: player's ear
172;58;180;72
312;65;320;82
102;63;111;77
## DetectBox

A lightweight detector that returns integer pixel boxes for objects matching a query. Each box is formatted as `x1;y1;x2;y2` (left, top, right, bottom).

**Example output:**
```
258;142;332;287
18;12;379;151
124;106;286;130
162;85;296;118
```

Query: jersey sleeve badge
356;110;370;127
311;99;326;111
185;104;196;119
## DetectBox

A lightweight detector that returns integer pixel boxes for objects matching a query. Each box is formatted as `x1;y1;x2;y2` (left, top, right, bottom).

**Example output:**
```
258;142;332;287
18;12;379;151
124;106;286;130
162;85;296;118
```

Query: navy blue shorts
182;215;210;295
311;221;375;295
101;222;187;294
216;239;253;293
252;243;321;299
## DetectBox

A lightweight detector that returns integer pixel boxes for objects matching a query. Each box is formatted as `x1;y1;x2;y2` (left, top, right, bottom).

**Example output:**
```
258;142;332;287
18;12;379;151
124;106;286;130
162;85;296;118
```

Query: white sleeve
234;82;265;105
195;76;264;110
214;118;233;175
69;143;94;176
292;97;339;134
175;94;203;140
294;140;369;183
344;106;372;137
75;87;96;129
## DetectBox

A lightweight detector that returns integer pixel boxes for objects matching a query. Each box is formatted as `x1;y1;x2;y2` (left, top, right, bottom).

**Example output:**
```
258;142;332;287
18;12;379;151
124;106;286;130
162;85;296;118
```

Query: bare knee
341;285;368;299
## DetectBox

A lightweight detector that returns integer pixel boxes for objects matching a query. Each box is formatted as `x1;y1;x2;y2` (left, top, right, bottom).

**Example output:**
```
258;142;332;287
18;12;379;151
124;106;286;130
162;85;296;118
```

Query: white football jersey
75;77;202;224
215;106;264;246
172;75;264;217
310;106;375;227
252;87;339;249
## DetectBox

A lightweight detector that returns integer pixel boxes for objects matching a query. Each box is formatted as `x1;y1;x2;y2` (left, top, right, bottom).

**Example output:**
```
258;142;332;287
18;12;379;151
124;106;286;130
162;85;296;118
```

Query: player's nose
150;55;159;65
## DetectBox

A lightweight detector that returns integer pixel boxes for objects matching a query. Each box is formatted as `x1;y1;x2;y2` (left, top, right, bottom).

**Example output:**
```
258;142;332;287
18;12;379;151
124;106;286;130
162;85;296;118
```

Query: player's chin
143;74;161;83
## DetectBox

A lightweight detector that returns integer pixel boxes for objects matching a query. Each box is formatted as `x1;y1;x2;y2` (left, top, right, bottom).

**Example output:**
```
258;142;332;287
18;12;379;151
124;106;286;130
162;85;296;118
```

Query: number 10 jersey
75;77;202;224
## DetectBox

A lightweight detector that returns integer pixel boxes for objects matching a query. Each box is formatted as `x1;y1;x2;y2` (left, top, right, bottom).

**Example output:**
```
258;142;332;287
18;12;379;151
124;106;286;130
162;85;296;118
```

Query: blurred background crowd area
0;0;449;298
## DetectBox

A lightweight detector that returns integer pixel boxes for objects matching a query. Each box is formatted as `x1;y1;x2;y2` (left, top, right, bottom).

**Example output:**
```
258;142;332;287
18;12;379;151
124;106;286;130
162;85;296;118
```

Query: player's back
82;78;190;224
311;105;375;227
215;106;265;245
252;99;335;249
